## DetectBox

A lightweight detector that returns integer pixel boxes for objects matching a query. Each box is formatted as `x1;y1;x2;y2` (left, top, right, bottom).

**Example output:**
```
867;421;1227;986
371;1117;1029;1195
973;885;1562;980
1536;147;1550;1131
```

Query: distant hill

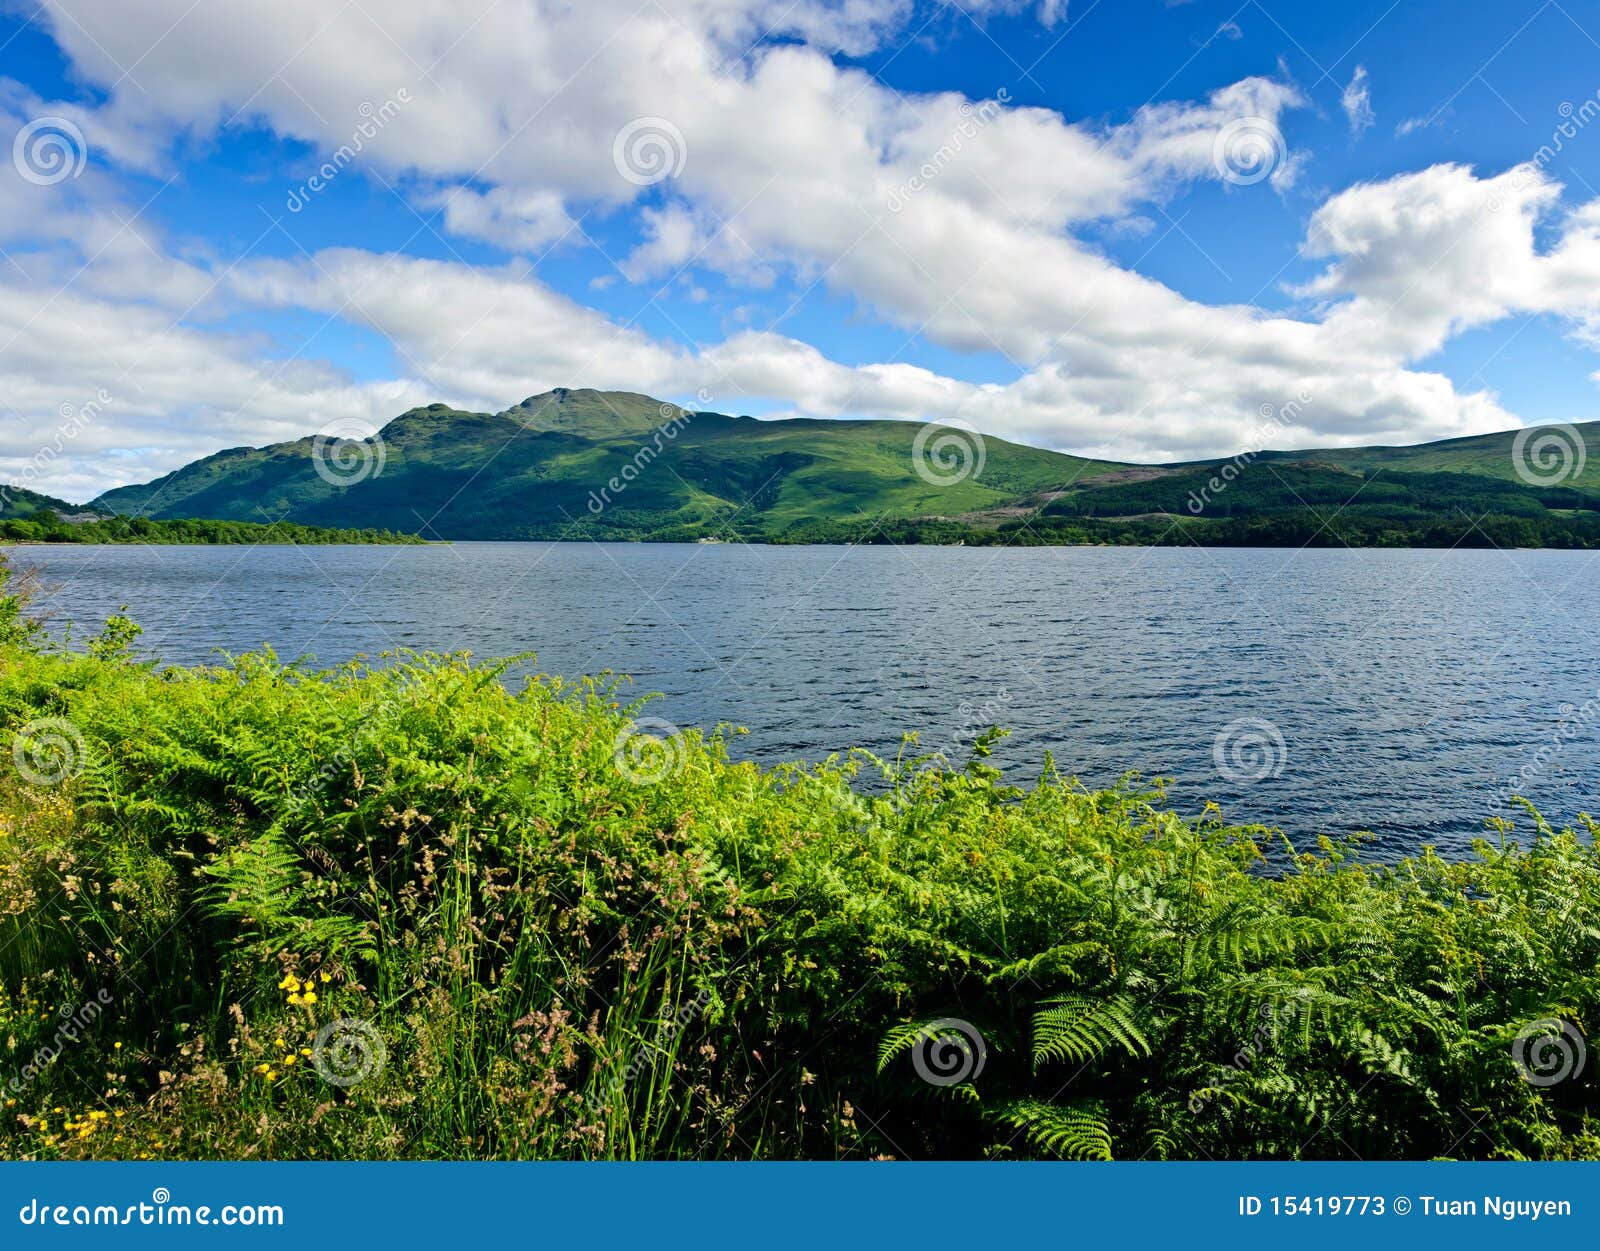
91;388;1116;540
82;389;1600;546
0;485;104;522
1243;422;1600;491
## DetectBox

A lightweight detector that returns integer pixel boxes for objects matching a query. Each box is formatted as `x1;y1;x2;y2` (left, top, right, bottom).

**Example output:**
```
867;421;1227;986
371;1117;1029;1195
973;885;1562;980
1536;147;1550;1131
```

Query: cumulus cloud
1;0;1598;499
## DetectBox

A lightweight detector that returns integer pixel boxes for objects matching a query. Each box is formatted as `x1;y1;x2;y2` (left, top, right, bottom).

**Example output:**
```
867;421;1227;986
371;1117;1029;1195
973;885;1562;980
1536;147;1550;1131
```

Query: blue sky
4;0;1600;500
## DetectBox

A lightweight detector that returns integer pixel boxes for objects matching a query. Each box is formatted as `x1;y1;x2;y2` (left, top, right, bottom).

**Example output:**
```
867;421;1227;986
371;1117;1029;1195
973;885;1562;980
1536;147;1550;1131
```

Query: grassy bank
0;559;1595;1161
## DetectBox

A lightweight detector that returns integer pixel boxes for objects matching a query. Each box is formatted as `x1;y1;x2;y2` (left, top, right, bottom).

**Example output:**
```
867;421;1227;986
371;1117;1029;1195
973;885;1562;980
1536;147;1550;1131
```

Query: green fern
995;1099;1114;1160
203;826;374;963
1031;994;1151;1068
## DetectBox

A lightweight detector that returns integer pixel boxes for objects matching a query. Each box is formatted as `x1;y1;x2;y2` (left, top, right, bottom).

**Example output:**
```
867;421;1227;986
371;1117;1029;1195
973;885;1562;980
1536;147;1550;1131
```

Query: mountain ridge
70;389;1600;545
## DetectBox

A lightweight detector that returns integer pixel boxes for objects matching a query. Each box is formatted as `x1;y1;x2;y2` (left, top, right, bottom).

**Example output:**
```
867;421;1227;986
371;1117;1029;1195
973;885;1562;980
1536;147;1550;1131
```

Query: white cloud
3;0;1600;501
429;186;576;254
1301;163;1600;359
1395;112;1443;138
1341;66;1374;136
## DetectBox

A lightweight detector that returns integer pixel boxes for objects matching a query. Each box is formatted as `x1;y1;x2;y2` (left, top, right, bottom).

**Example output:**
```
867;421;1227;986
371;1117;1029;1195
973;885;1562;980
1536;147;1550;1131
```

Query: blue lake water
8;541;1600;856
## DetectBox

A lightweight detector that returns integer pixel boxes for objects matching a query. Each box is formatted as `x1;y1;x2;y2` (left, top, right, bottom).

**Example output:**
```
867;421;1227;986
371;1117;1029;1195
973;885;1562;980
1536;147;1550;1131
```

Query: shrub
0;557;1595;1160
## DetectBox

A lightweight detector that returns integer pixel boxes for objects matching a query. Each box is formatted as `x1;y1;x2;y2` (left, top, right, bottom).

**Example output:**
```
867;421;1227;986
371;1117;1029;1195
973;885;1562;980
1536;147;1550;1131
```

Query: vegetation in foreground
0;556;1595;1161
0;509;425;545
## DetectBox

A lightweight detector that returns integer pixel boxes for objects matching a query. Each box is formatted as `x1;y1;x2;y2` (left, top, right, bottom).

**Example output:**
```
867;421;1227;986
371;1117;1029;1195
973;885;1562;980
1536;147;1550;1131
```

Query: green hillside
1045;461;1600;521
81;389;1600;545
1233;421;1600;490
91;388;1116;540
0;486;99;521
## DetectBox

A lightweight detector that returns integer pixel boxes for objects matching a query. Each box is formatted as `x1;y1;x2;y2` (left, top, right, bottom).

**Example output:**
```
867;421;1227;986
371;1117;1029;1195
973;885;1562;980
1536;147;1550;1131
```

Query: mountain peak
499;388;682;437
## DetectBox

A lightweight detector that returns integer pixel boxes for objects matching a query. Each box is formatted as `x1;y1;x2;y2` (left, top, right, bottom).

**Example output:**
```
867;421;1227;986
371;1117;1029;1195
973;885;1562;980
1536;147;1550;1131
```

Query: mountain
90;388;1116;539
1219;422;1600;492
0;485;105;522
85;390;1600;545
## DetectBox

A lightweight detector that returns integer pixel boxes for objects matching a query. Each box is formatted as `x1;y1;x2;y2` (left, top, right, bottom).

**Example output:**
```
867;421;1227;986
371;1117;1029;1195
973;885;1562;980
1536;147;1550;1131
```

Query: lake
8;541;1599;856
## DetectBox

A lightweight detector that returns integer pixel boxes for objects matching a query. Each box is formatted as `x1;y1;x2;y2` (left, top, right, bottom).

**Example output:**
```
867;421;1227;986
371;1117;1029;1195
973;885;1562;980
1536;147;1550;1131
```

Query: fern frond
1031;994;1150;1068
994;1099;1113;1160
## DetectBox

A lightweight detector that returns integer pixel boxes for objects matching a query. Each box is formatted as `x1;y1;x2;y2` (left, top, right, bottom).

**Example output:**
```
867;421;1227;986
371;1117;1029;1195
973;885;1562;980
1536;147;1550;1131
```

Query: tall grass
0;555;1595;1160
